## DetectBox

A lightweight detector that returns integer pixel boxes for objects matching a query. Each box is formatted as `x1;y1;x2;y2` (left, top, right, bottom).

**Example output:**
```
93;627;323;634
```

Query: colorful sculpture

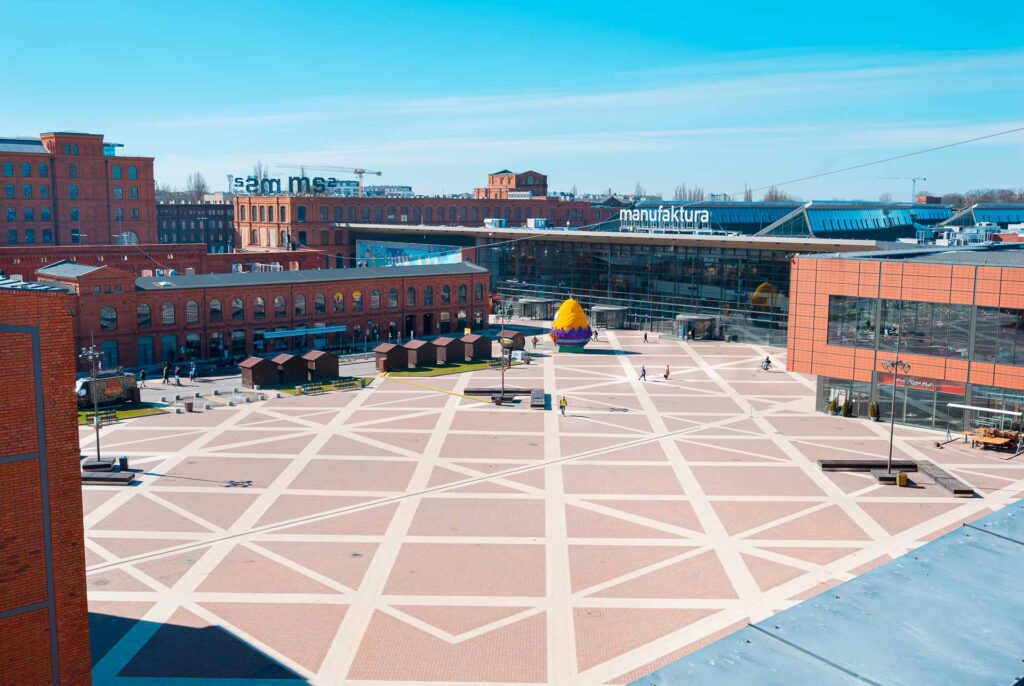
550;298;592;351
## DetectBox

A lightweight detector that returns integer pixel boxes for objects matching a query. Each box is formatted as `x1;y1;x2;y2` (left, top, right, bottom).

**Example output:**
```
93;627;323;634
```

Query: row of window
6;228;53;244
827;295;1024;366
103;284;485;330
4;184;50;199
160;219;228;230
239;204;580;226
3;162;48;178
5;207;52;221
1;161;138;179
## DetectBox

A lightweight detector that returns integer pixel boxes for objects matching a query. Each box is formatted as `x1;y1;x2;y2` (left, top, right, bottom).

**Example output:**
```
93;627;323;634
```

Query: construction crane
275;164;382;198
877;176;927;203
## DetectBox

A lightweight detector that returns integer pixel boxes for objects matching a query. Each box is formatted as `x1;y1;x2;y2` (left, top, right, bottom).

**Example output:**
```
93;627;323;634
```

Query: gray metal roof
830;243;1024;267
0;137;47;154
135;261;487;291
0;276;67;292
36;261;104;278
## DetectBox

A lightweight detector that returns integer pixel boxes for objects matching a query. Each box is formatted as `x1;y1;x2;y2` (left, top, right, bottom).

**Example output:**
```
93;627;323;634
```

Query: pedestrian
174;366;181;386
664;364;670;380
161;362;170;384
639;365;647;381
189;362;197;382
138;368;147;388
532;335;539;350
559;395;568;416
643;332;649;343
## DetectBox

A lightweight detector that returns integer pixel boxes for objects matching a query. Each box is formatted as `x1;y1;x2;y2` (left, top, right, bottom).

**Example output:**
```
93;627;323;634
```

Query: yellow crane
276;164;382;198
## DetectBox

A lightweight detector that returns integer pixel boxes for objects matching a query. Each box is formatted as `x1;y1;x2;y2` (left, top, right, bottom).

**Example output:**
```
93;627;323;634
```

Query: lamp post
80;345;103;463
883;355;911;474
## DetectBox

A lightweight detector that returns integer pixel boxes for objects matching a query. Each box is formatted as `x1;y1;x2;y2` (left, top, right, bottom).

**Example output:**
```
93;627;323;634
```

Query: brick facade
473;169;548;199
157;201;235;253
0;288;90;686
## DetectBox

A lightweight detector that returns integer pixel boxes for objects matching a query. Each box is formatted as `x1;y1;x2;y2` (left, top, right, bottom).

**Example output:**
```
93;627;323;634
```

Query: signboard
232;175;357;195
619;205;711;230
877;373;965;395
356;240;461;267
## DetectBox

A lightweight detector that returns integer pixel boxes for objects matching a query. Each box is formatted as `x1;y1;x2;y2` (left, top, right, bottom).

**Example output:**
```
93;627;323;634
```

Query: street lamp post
80;345;103;463
883;355;911;475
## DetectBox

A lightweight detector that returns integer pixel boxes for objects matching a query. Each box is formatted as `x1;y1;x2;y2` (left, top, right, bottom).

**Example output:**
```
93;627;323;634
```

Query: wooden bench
84;409;118;425
530;389;546;409
81;470;135;485
300;383;325;395
970;435;1012;449
818;459;918;473
332;378;363;391
918;460;975;497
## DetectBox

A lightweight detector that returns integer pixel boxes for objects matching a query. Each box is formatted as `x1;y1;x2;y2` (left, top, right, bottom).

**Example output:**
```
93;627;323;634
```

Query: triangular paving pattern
566;505;686;539
588;499;702;533
155;491;259;530
574;607;717;672
93;496;213;533
568;545;693;593
754;505;870;541
202;601;348;672
709;500;816;537
453;462;544;489
592;551;737;599
195;544;339;594
392;605;526;637
87;568;154;593
760;546;857;566
741;553;806;592
317;434;405;457
353;430;432;454
133;548;207;588
90;536;199;560
274;503;398;536
857;501;965;536
258;541;378;590
210;433;315;455
254;494;374;528
427;466;471;488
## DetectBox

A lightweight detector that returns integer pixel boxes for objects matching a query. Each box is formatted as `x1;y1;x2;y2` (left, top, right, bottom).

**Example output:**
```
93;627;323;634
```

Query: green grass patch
388;360;493;377
273;378;370;394
78;403;166;425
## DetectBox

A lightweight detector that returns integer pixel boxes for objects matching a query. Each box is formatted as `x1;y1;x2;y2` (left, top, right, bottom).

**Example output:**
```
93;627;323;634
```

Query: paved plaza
81;331;1020;685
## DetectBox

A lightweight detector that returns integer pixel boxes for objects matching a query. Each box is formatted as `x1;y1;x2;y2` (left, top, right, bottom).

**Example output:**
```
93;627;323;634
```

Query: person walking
664;364;671;380
532;335;539;350
138;368;147;388
639;365;647;381
643;332;649;343
559;395;568;416
161;362;170;384
173;365;181;386
189;361;197;382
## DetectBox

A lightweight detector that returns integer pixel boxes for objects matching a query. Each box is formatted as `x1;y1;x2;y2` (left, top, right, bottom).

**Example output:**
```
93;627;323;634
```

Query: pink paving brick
563;465;685;495
273;502;398;536
710;500;819;536
384;543;546;596
741;553;806;591
691;465;826;497
87;568;154;593
753;505;870;541
568;545;695;592
591;551;738;600
449;409;545;432
196;544;340;594
153;491;259;530
92;495;214;533
574;607;717;672
441;433;546;460
675;437;787;462
288;458;416;492
133;549;207;588
585;499;702;533
391;605;529;636
407;497;546;537
154;456;291;489
856;501;967;536
254;494;376;527
566;505;689;539
90;536;199;560
255;541;379;590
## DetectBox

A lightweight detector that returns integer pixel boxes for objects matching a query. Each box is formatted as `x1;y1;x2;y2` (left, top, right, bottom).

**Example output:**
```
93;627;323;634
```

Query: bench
491;393;517;405
303;383;326;395
918;461;975;498
818;459;918;473
83;409;118;425
81;456;117;471
530;389;546;409
80;470;135;485
332;378;364;391
970;435;1012;449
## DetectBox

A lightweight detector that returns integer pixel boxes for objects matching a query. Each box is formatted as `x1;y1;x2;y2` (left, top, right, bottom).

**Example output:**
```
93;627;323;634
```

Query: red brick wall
0;288;90;686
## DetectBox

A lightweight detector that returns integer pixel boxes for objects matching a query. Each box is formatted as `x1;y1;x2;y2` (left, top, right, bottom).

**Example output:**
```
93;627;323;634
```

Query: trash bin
118;456;130;471
184;401;194;412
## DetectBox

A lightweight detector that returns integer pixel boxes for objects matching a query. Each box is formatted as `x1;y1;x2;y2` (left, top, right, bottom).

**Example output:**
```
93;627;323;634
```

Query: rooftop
36;260;105;279
833;242;1024;267
0;137;47;154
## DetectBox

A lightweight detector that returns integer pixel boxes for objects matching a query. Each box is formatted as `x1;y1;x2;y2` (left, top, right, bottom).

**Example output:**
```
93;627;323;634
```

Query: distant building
916;194;944;205
158;201;234;253
473;169;548;199
363;185;414;198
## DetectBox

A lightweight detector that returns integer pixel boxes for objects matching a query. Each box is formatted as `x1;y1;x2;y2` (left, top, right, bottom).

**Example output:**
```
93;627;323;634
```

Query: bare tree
878;192;893;203
762;186;798;202
252;161;269;181
185;172;209;202
634;183;646;198
570;184;578;198
673;183;705;201
743;185;753;202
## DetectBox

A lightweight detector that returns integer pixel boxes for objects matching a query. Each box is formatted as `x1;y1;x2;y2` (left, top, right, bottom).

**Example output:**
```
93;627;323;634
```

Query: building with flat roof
473;169;548;199
938;203;1024;229
0;131;156;246
788;242;1024;429
0;280;90;686
157;200;234;253
35;260;489;369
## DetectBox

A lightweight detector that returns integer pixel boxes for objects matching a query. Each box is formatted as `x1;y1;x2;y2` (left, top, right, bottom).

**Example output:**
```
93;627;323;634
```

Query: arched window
458;284;467;304
274;295;286;317
209;299;222;322
69;184;78;200
406;286;416;307
38;162;48;178
388;288;398;308
475;283;484;301
128;165;137;180
2;162;11;176
424;286;434;305
348;206;357;221
137;303;151;327
161;302;175;325
370;290;381;310
437;207;445;222
268;206;274;222
280;206;287;222
232;298;244;320
253;296;266;319
20;162;31;177
239;206;246;221
112;164;122;179
250;229;258;245
185;300;199;324
442;285;451;304
314;293;326;313
99;306;117;330
334;206;343;222
68;163;77;179
333;291;345;312
294;294;306;316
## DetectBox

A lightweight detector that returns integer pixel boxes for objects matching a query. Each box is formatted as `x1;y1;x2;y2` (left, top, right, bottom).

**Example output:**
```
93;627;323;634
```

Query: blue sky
4;0;1023;200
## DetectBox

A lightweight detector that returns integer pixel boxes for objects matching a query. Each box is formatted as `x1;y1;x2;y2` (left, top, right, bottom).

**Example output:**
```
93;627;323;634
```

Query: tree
673;183;705;202
762;186;798;202
743;185;753;202
570;184;578;198
185;172;209;202
634;183;646;198
252;160;269;181
878;192;893;203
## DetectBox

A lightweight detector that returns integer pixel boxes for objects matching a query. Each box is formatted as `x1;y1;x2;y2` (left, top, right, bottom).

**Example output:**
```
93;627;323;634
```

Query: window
185;333;201;359
458;284;467;304
253;296;266;319
878;299;970;357
274;295;286;317
70;228;80;243
128;166;137;180
297;206;306;223
280;206;287;222
72;144;78;155
239;205;246;221
40;185;48;199
5;208;13;221
475;283;483;301
315;293;326;313
42;229;51;243
70;207;80;221
68;163;77;178
268;206;274;222
370;289;381;310
131;208;139;221
424;286;434;305
185;300;199;324
100;306;117;330
161;302;175;325
333;291;345;312
114;186;123;200
259;205;265;222
21;185;31;199
23;208;33;221
975;307;1024;366
406;287;416;307
334;206;343;222
112;164;122;179
2;162;11;177
297;230;307;245
137;303;152;327
442;285;451;304
20;162;30;177
6;229;15;243
24;228;34;243
320;206;329;222
69;184;78;200
4;184;13;199
294;294;306;316
209;299;222;322
130;185;138;199
349;206;357;222
250;229;258;245
388;288;398;308
232;298;244;320
114;207;123;221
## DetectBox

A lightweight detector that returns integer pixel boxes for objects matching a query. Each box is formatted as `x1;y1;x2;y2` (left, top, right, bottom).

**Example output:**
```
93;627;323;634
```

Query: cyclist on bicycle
762;356;772;371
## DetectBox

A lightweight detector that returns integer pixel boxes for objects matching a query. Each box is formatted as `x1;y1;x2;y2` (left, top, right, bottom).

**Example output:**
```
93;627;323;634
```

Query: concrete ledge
818;459;918;472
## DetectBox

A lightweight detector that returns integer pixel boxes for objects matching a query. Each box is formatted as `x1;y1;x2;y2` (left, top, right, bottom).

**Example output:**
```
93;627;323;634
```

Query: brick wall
0;288;90;686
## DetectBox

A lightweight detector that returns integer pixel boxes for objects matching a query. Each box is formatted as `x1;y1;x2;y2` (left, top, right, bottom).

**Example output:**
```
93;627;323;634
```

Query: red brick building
473;169;548;199
0;280;90;686
788;244;1024;430
36;260;490;370
0;132;156;246
233;194;594;255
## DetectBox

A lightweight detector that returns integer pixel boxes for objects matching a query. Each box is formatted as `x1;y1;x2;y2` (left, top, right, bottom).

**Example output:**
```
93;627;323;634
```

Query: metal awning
263;325;347;339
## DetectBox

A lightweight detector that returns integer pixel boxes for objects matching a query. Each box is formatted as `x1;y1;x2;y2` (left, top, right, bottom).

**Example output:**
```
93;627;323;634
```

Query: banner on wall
356;240;461;267
876;373;965;395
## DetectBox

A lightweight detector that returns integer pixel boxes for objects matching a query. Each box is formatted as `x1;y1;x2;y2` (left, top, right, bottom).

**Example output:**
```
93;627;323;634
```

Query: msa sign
620;206;711;229
232;175;355;195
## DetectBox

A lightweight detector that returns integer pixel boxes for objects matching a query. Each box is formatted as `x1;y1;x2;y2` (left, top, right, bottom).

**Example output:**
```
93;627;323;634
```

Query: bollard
194;392;201;398
160;396;168;403
244;397;252;403
213;389;220;396
228;400;236;406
